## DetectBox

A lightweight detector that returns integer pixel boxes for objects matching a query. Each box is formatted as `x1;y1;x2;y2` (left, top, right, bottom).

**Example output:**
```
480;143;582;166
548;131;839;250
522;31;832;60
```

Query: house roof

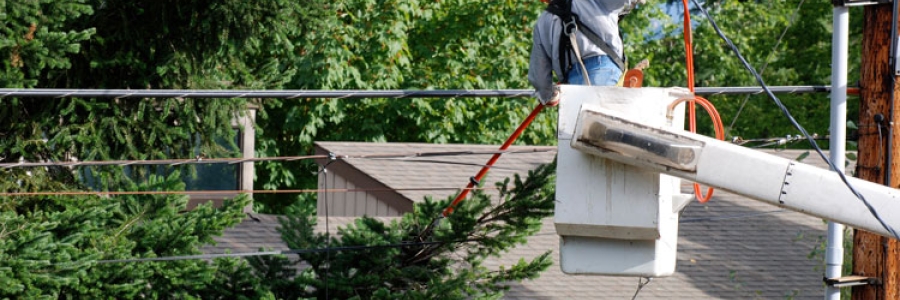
204;213;287;254
210;144;853;299
313;141;558;203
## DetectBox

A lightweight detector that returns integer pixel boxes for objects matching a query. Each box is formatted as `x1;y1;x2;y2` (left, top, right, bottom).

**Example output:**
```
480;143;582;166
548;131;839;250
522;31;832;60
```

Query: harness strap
565;21;592;86
546;0;626;73
572;17;626;71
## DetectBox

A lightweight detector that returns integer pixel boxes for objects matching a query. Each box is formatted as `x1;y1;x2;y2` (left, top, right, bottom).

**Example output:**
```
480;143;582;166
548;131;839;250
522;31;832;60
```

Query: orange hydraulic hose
682;0;697;135
679;0;725;203
441;103;546;217
669;97;725;202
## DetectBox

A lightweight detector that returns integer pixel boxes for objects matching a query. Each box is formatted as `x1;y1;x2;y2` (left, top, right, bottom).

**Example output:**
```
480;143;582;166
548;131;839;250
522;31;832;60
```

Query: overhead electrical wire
77;238;480;264
727;0;807;132
361;158;541;171
630;277;652;300
0;187;499;197
1;155;327;169
0;89;535;99
73;206;799;266
74;206;792;265
732;134;832;148
0;148;555;169
319;156;335;300
679;210;786;223
8;3;881;277
695;85;859;96
690;0;900;240
2;148;554;197
0;86;856;99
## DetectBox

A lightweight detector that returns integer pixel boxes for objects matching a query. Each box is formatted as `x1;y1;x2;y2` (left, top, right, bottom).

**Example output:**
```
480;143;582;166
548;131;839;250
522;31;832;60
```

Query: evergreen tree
0;0;854;296
1;0;94;88
248;161;557;299
1;0;273;297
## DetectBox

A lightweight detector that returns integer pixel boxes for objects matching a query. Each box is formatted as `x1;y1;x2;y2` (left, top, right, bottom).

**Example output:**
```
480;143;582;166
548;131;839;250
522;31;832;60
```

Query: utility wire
318;155;336;300
0;89;535;99
733;134;830;148
83;208;804;265
3;148;555;197
1;155;327;169
696;86;859;96
85;238;479;264
728;0;807;132
0;148;556;169
631;277;652;300
361;158;539;171
0;187;500;197
0;86;854;99
691;0;900;240
680;210;786;223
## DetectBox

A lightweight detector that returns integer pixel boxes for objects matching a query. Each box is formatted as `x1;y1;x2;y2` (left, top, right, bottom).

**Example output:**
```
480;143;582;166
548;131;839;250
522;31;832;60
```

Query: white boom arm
572;104;900;239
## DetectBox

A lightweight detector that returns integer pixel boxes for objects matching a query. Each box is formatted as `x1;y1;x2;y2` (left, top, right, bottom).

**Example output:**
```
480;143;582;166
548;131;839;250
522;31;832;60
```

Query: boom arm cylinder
572;105;900;238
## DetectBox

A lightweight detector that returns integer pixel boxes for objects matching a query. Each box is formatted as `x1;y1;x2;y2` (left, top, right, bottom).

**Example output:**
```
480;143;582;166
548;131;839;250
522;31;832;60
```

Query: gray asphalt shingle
209;143;849;299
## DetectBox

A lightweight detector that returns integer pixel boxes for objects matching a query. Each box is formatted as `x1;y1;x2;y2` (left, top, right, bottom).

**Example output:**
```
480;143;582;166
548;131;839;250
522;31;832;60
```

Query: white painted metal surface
826;6;849;300
555;85;691;277
571;106;900;239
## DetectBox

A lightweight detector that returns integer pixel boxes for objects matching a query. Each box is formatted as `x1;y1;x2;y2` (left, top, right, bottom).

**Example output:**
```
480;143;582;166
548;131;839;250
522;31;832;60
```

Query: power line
732;134;831;148
0;89;534;99
728;0;807;131
631;277;652;300
0;86;853;99
696;86;858;96
364;158;542;171
85;238;479;264
81;208;800;265
0;148;555;169
319;155;335;300
0;186;499;197
1;155;326;168
691;0;900;240
679;210;787;223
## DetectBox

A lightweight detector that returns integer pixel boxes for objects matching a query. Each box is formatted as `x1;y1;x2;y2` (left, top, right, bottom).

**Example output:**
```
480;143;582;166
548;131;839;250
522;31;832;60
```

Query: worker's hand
537;89;560;107
544;90;560;107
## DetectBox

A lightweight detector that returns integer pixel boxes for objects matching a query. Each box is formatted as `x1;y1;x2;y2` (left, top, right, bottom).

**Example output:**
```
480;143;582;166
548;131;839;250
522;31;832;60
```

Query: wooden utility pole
853;3;900;299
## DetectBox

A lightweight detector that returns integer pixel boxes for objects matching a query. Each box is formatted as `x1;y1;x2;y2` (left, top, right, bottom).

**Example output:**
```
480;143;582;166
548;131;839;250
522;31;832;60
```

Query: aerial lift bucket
555;85;693;277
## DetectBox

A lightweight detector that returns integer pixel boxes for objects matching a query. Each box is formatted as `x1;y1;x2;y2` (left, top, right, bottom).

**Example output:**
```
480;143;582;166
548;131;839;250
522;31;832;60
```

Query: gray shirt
528;0;638;103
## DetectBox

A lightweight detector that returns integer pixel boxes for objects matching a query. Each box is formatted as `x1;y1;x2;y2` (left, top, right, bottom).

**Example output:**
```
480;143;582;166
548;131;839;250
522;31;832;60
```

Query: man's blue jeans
566;55;622;86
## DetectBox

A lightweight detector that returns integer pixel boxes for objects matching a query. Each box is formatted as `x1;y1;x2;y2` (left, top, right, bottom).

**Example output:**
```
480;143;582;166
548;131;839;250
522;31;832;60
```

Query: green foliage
256;0;860;212
255;0;555;213
1;0;862;296
248;161;557;299
2;1;277;296
199;258;275;300
623;0;861;143
64;0;302;90
0;0;94;88
0;171;250;298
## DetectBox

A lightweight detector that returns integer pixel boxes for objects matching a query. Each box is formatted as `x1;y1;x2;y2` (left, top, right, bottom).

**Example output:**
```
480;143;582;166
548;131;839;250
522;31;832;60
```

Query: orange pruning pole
441;103;547;217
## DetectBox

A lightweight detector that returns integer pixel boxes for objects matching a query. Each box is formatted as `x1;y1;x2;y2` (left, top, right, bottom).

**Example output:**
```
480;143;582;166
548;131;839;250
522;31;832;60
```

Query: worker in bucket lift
528;0;643;106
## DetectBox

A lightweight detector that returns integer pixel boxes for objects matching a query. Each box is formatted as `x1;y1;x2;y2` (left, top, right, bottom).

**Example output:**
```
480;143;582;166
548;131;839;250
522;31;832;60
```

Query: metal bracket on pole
824;276;882;288
832;0;891;6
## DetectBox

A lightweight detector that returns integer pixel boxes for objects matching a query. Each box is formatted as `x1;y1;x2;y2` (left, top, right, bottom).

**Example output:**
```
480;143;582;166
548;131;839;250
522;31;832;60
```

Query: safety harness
545;0;626;84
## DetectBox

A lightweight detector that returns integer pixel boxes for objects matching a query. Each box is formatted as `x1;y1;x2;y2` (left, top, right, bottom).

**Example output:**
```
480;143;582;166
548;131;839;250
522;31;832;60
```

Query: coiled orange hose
677;0;725;203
